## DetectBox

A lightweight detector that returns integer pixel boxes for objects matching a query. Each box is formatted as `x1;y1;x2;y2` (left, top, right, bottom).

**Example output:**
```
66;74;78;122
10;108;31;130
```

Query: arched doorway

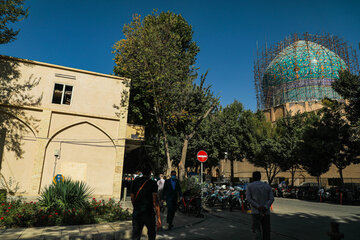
40;122;116;196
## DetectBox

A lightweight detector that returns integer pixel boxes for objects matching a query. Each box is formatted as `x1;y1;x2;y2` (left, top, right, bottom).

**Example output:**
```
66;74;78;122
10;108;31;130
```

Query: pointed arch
40;120;118;195
46;120;116;149
0;109;37;137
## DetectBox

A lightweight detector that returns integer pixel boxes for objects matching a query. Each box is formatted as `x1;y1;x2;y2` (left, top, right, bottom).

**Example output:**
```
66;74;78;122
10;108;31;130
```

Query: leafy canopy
113;10;199;125
0;0;28;44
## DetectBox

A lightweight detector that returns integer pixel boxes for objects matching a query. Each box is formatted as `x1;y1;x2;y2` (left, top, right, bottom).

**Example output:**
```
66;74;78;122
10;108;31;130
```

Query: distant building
0;55;144;198
255;33;359;121
218;34;360;185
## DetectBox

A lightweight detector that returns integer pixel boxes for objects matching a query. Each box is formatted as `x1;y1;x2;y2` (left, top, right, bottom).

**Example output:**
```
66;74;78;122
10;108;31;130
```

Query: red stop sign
197;150;208;163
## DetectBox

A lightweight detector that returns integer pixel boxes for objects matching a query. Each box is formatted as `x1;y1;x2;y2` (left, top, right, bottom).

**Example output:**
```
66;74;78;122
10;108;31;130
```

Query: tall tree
320;98;360;183
247;112;283;185
209;102;264;184
176;73;218;180
331;70;360;182
187;111;222;169
299;112;333;186
0;0;28;44
275;112;307;187
113;11;217;176
332;70;360;126
253;137;283;185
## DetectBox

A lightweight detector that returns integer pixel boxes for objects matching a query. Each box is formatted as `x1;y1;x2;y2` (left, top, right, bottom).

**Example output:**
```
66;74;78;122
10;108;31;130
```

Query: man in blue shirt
162;171;182;229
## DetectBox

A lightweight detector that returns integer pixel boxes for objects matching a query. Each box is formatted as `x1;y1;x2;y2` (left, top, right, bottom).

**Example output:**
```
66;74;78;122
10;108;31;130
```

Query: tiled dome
263;40;346;108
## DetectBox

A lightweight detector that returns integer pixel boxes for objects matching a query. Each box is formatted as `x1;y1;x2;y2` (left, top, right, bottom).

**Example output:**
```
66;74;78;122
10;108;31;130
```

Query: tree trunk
178;104;216;181
290;166;296;187
265;167;271;184
317;175;320;186
178;138;189;181
162;128;172;176
154;105;172;176
230;159;234;186
339;168;344;184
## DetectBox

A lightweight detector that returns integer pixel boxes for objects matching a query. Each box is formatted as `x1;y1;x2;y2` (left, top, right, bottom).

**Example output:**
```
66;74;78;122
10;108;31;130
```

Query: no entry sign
197;150;208;163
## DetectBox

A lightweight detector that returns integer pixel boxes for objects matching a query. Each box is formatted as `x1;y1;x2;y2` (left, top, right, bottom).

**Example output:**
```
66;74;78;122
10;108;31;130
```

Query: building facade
0;55;143;198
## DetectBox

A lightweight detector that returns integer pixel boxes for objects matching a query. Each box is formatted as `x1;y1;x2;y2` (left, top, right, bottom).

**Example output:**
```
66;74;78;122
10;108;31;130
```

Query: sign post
197;150;208;201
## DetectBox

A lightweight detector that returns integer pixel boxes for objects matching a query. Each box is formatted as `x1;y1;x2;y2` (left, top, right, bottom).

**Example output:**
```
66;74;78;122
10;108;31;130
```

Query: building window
52;83;73;105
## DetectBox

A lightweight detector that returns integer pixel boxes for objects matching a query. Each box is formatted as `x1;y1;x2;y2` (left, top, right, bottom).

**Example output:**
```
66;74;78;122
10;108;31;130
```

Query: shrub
0;189;6;203
38;178;93;212
0;179;131;228
90;198;131;222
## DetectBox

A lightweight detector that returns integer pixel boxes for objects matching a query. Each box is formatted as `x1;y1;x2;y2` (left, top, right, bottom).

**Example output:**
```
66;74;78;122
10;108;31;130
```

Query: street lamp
53;149;60;177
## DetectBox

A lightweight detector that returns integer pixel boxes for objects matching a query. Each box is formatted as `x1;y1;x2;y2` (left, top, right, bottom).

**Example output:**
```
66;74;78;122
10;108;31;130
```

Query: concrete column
30;109;52;195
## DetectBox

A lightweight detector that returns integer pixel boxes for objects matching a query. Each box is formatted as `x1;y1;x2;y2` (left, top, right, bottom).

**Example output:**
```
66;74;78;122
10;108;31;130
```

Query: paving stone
18;227;44;239
1;228;26;240
95;224;115;233
41;226;64;238
79;224;98;235
61;226;80;237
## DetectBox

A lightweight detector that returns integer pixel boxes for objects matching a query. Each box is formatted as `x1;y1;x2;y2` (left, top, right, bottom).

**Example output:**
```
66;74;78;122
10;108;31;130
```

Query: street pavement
156;197;360;240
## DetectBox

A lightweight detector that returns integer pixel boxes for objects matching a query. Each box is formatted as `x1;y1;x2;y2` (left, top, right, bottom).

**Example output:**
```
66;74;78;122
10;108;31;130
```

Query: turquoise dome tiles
263;40;347;108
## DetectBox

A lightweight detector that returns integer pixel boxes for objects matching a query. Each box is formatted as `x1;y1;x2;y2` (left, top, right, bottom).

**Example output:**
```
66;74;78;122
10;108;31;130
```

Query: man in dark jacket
162;170;182;229
130;165;161;240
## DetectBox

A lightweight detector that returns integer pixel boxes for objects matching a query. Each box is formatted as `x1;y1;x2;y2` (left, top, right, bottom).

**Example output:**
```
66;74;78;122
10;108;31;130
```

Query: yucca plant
38;178;93;212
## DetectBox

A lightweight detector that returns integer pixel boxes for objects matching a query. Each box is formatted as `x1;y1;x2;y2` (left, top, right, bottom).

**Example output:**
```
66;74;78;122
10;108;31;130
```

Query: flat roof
0;55;129;81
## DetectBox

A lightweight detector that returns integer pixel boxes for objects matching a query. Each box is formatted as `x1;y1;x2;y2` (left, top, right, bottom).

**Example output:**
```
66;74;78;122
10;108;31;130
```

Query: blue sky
1;0;359;110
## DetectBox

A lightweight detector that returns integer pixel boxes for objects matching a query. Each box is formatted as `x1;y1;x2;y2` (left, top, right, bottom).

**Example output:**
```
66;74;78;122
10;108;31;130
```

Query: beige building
218;159;360;186
263;101;324;123
0;55;143;198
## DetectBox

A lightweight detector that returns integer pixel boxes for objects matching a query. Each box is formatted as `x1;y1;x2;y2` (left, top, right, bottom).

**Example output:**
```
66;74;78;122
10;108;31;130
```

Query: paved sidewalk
0;201;205;240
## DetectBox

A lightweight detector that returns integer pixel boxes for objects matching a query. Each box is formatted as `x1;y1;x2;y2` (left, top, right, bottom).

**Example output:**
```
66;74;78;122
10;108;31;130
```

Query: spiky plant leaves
38;178;93;212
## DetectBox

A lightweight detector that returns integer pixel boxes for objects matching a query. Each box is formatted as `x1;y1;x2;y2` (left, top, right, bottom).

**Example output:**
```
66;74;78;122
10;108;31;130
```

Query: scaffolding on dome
254;33;359;110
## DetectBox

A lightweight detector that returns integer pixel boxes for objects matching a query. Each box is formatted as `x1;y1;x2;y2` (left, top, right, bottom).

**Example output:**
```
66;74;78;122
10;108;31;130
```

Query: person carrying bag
130;165;161;240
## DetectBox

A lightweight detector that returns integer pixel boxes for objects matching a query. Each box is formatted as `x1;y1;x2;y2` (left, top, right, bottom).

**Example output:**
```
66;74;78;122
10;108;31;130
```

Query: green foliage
299;112;333;180
0;198;131;228
319;98;360;182
275;112;309;185
249;118;282;185
38;178;93;212
0;189;6;202
113;10;200;172
90;198;131;222
113;10;199;126
180;176;203;199
113;10;217;175
0;0;28;44
332;70;360;126
186;111;222;169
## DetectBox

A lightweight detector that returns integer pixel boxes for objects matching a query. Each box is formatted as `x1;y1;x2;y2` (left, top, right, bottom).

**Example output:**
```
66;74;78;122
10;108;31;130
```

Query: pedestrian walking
130;165;161;240
246;171;274;240
162;170;182;229
157;174;166;212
